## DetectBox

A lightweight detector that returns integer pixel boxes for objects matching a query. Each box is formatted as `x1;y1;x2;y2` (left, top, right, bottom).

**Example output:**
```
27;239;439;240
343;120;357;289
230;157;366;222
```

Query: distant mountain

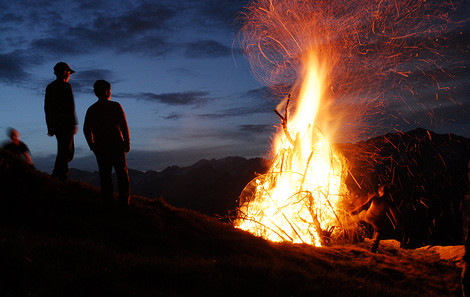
70;156;270;217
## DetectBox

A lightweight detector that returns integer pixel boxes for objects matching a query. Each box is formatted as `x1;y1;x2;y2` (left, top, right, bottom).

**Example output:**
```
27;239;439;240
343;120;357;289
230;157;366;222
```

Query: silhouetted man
83;80;131;205
2;128;33;165
44;62;77;181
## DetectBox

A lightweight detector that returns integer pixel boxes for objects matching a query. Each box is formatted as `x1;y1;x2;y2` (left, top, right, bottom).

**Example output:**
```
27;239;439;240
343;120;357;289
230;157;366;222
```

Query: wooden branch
274;94;295;146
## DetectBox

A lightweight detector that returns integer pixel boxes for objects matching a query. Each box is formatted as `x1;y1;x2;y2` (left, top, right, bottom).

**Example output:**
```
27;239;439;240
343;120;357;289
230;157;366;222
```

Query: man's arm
20;142;33;165
44;85;55;136
350;192;376;215
82;110;94;151
67;83;78;127
23;152;33;165
117;104;130;152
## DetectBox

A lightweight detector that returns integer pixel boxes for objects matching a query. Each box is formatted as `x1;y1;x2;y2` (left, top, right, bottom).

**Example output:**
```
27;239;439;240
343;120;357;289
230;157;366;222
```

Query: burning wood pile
235;91;349;247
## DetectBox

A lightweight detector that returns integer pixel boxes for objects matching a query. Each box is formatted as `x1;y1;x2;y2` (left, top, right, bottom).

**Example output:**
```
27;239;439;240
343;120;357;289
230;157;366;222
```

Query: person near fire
350;185;399;252
2;128;33;165
461;161;470;297
44;62;78;181
83;80;131;205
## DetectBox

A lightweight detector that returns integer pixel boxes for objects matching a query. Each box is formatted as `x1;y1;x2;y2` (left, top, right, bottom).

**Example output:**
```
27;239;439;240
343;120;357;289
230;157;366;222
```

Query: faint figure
44;62;78;181
461;161;470;297
2;128;33;165
83;80;131;205
350;185;399;252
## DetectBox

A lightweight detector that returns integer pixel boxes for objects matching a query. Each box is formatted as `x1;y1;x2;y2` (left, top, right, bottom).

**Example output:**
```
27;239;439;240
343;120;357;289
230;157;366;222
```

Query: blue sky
0;0;469;172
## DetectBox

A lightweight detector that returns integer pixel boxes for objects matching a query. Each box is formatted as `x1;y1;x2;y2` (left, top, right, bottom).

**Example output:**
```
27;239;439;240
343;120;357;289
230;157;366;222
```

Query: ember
234;0;461;246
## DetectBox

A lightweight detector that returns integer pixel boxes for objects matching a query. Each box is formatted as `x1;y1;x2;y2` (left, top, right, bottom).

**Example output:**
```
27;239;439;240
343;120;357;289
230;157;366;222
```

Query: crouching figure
350;185;399;252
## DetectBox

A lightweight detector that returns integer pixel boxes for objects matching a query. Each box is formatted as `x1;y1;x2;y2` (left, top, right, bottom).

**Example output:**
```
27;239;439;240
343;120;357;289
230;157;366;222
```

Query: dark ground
0;128;467;296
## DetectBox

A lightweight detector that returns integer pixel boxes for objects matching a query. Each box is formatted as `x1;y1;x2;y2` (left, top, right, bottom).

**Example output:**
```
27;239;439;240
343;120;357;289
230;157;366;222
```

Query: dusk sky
1;0;469;173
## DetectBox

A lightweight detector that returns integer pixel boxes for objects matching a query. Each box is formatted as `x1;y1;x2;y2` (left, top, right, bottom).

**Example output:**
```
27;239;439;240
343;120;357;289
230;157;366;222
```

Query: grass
0;149;463;296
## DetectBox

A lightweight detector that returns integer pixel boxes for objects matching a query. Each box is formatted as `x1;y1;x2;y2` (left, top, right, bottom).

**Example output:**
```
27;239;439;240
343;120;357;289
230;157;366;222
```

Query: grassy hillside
70;156;270;217
0;149;464;297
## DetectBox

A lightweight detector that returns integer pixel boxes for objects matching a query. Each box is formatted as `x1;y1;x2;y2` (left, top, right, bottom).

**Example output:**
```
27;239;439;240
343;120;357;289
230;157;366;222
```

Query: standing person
83;80;131;205
2;128;33;165
44;62;78;181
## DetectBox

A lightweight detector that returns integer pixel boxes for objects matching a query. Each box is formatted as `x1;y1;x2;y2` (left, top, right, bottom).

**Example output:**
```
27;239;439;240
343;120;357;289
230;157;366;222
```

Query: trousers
52;129;74;181
95;151;130;203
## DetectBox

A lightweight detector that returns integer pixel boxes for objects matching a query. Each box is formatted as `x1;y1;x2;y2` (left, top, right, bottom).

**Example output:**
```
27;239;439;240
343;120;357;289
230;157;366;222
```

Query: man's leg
371;230;381;253
114;151;130;204
96;153;114;201
52;130;74;181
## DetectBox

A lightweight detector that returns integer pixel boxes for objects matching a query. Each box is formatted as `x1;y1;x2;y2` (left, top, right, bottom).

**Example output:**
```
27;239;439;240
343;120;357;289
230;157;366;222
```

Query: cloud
0;12;24;27
196;87;278;119
244;86;284;100
198;107;253;119
100;3;175;34
66;3;178;55
135;91;210;106
238;124;275;134
74;68;115;82
168;67;197;77
193;0;248;30
0;0;249;65
198;105;273;119
2;1;180;59
184;40;232;58
119;36;172;56
0;52;31;83
71;68;116;93
30;38;83;55
80;4;175;39
165;113;184;120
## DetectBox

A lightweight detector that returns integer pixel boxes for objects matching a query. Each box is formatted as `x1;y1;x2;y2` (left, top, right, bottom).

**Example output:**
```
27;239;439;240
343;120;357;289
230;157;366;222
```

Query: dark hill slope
0;149;463;297
70;156;269;217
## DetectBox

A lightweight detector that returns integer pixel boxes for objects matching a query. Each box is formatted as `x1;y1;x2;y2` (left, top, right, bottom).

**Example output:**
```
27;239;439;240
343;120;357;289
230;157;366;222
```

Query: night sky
1;0;469;173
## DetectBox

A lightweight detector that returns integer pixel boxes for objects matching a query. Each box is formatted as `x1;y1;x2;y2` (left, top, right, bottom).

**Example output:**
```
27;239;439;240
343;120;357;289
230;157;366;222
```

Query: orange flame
235;53;347;246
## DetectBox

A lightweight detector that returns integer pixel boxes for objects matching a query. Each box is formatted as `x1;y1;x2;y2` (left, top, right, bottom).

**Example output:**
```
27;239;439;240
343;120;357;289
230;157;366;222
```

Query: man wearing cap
44;62;78;181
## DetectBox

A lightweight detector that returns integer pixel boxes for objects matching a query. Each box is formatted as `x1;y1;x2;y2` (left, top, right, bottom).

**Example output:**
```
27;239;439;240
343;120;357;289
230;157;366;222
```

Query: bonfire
235;54;350;246
234;0;460;246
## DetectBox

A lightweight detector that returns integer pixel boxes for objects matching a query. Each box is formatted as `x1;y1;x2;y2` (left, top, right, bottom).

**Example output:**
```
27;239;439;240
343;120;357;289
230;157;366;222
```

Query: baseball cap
54;62;75;74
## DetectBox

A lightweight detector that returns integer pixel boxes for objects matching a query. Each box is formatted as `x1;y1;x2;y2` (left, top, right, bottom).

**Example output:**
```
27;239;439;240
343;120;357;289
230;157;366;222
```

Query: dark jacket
44;80;77;135
83;99;130;154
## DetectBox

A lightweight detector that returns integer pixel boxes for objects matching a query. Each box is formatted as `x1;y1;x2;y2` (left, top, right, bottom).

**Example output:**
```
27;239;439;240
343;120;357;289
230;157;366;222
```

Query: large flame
235;53;347;246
